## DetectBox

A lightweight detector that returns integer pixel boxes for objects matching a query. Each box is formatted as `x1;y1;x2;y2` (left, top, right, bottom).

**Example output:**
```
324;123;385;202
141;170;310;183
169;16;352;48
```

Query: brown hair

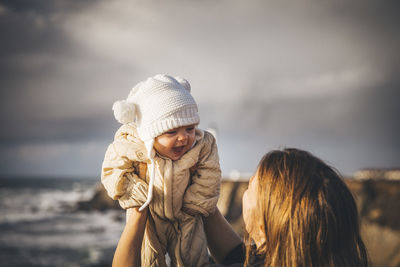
245;148;368;267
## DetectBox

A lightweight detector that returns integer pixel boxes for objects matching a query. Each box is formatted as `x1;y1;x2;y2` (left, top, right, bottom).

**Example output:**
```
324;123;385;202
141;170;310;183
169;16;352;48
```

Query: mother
112;148;368;267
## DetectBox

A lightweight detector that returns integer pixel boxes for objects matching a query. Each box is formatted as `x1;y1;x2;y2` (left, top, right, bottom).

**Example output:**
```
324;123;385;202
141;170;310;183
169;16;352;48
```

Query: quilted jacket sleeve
182;131;221;217
101;126;149;209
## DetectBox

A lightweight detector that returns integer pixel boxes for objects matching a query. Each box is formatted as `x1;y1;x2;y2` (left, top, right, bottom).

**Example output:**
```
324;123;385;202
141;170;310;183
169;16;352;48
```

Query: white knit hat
112;74;200;210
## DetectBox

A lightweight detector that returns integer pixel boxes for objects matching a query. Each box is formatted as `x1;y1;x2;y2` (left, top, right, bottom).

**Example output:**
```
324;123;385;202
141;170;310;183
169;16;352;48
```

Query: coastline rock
77;183;120;211
345;179;400;267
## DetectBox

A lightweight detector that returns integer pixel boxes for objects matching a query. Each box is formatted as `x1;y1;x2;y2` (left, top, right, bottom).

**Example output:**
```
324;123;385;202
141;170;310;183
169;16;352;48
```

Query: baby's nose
177;132;188;142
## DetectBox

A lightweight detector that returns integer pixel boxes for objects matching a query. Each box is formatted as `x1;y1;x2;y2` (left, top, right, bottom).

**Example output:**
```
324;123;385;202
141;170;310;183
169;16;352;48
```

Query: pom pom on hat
112;100;136;124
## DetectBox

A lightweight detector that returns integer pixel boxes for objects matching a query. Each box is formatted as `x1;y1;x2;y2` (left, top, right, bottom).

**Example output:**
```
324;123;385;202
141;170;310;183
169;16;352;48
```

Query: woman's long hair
245;148;368;267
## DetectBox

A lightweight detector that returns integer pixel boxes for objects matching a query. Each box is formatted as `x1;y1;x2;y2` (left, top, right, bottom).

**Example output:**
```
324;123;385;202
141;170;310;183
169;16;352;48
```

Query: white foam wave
0;183;96;224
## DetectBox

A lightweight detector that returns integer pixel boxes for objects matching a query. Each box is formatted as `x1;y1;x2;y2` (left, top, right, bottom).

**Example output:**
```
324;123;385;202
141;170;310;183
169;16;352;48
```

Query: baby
101;74;221;267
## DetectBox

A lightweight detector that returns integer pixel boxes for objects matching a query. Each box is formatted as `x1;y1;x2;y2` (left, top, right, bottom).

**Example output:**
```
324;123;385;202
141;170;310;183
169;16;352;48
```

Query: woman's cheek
242;190;254;233
244;187;262;237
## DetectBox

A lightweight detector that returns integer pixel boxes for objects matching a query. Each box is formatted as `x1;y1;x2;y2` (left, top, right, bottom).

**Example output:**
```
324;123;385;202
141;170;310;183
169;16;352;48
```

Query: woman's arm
203;208;243;263
112;207;148;267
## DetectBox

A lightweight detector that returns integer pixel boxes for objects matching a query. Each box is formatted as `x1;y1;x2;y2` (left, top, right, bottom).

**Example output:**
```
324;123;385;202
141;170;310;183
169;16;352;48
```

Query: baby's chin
169;146;189;161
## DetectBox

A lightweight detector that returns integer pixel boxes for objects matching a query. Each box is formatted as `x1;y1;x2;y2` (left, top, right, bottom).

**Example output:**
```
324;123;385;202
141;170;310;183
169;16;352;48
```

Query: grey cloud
0;0;98;14
0;0;399;176
0;113;117;145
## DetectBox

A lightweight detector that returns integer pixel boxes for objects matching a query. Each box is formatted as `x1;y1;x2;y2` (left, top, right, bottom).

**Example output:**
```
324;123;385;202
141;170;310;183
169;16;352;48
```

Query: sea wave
0;178;124;266
0;180;96;224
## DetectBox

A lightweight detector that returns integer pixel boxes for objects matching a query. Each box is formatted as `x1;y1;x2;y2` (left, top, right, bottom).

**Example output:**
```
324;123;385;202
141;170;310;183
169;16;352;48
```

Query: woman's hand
112;207;148;267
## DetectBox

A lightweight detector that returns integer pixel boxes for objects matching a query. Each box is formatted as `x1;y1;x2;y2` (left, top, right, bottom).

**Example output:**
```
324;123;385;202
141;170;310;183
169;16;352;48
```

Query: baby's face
154;124;197;161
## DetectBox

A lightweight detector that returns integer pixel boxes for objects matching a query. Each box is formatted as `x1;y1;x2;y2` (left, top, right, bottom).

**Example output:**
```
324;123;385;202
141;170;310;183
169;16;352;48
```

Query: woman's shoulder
214;243;264;267
208;263;242;267
222;243;246;265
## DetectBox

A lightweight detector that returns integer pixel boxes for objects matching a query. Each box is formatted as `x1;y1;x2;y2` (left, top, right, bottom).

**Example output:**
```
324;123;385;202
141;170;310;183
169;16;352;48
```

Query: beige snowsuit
101;124;221;267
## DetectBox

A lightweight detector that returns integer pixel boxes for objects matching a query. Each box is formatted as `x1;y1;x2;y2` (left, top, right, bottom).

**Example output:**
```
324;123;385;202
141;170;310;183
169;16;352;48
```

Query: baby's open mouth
173;146;185;153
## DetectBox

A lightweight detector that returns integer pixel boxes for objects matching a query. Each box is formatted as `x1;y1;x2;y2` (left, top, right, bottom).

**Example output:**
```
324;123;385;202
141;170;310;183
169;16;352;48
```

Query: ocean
0;177;125;267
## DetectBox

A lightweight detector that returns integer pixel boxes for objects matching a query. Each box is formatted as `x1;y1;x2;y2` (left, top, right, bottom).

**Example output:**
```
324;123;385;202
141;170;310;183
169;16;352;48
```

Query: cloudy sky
0;0;399;177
